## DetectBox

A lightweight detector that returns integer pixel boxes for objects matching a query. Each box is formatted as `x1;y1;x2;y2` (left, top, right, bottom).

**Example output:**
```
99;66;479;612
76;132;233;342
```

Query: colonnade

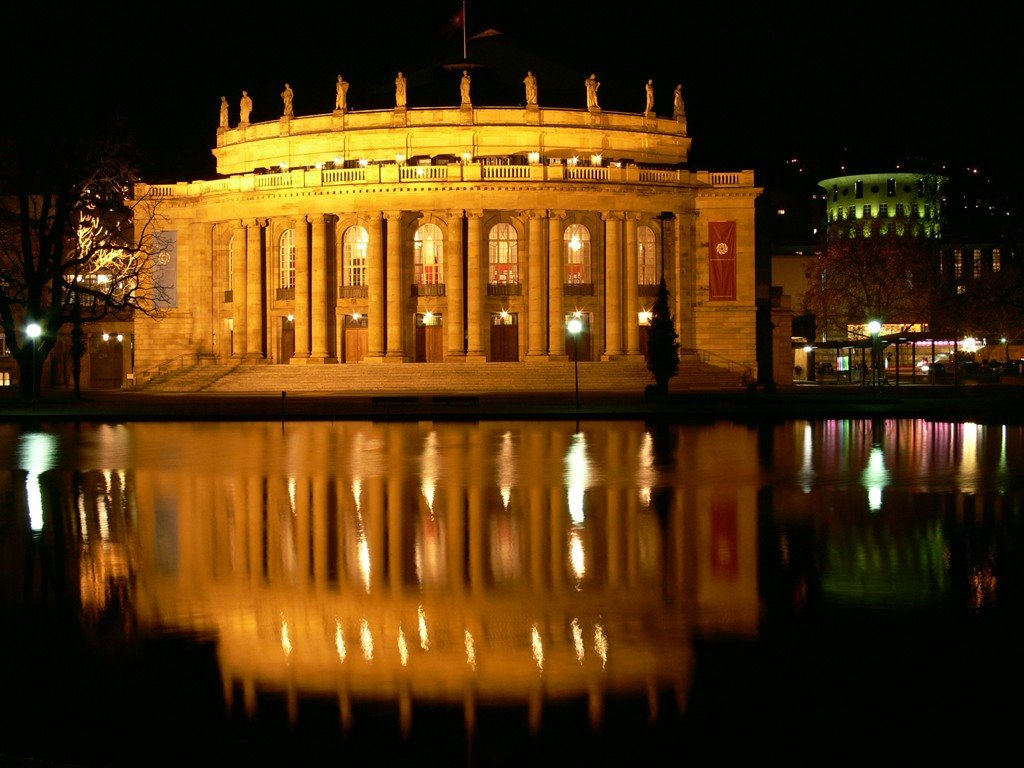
221;208;667;363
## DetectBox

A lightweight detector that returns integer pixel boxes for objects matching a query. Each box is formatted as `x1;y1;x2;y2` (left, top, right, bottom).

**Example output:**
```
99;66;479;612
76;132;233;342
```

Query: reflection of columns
607;486;622;587
293;218;311;359
625;214;640;356
387;476;403;591
603;211;623;358
529;485;546;588
310;214;331;361
385;211;405;360
366;477;386;593
232;222;247;357
548;210;566;357
465;210;485;360
366;213;385;359
468;484;485;592
446;209;465;359
296;477;311;582
245;219;264;358
526;210;547;357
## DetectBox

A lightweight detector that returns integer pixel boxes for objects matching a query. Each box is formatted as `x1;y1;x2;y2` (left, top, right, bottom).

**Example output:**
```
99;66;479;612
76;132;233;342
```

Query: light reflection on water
1;417;1022;765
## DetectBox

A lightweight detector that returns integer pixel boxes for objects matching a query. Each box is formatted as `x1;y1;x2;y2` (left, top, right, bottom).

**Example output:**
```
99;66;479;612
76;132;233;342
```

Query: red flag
445;6;465;37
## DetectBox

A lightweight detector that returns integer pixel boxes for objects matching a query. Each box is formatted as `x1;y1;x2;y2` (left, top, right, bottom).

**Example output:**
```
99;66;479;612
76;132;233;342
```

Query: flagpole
462;1;468;60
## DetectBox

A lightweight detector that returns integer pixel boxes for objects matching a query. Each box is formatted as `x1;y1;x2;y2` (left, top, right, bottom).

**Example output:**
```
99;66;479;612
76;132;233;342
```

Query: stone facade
131;99;760;382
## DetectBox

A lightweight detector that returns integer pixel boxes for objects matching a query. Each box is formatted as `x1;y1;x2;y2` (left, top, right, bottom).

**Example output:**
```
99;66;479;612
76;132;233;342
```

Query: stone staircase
137;354;746;395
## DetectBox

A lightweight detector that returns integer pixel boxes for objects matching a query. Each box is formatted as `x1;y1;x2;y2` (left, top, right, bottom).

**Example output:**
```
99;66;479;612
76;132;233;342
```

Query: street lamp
867;320;882;388
567;316;583;411
26;322;41;403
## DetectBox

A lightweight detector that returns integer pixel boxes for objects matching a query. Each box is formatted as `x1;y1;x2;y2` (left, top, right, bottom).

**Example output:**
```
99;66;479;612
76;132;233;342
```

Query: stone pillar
190;222;213;357
526;210;547;358
465;210;485;361
293;217;311;360
548;211;566;357
385;211;405;361
602;211;623;359
310;214;330;361
232;222;247;358
446;209;466;359
625;214;641;356
366;213;385;360
245;219;264;359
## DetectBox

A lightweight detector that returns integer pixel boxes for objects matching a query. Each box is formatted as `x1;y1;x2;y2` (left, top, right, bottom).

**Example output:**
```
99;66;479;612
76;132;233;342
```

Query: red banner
708;221;736;301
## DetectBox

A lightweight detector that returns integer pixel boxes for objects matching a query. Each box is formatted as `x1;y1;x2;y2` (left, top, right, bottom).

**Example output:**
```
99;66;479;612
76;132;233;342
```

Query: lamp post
567;316;582;412
867;320;882;388
26;322;41;403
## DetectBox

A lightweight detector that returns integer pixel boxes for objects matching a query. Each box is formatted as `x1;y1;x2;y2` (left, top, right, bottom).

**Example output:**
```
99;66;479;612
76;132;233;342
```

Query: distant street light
26;322;41;403
567;316;583;411
867;320;882;388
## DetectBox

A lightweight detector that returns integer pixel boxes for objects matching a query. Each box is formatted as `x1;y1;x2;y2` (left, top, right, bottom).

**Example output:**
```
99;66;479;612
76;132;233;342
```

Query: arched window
343;226;369;286
488;223;518;284
563;224;591;285
414;223;444;285
279;229;295;289
227;235;234;293
638;225;657;285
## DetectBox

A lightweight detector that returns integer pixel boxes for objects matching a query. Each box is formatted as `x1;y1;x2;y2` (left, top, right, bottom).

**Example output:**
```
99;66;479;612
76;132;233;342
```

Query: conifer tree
646;276;680;395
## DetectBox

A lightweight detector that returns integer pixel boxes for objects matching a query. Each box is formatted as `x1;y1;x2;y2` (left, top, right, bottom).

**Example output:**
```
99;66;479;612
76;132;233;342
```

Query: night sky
7;3;1021;187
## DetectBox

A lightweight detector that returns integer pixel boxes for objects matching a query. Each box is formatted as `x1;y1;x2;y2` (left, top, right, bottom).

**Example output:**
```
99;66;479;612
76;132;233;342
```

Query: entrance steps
139;354;746;394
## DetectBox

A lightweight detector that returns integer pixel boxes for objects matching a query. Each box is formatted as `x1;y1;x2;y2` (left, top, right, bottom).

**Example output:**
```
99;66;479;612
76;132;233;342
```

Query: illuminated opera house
126;65;761;389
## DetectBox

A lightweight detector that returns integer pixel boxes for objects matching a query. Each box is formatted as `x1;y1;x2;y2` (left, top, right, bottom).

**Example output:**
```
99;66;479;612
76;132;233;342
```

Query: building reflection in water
5;416;1020;759
2;419;762;742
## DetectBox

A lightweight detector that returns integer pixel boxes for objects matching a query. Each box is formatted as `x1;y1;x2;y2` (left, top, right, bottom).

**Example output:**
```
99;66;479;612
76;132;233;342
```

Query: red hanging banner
708;220;737;301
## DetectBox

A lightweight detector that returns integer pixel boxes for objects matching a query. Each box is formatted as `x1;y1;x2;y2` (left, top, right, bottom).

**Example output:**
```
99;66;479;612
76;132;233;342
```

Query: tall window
993;248;1001;273
279;229;296;289
414;223;444;284
973;249;982;279
227;235;234;292
954;249;963;279
638;225;657;285
488;223;518;284
564;224;591;284
343;226;369;286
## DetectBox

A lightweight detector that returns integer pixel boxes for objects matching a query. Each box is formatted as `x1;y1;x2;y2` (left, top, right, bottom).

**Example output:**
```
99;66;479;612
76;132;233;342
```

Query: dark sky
8;3;1020;185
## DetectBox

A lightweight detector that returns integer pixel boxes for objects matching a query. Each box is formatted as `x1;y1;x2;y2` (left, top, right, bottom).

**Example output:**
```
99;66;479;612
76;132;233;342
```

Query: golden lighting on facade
531;624;544;671
527;151;540;164
639;310;653;325
461;152;473;163
590;153;602;166
358;158;369;167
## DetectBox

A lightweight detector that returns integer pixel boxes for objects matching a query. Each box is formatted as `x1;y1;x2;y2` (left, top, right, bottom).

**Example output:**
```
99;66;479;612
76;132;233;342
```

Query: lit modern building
123;72;761;390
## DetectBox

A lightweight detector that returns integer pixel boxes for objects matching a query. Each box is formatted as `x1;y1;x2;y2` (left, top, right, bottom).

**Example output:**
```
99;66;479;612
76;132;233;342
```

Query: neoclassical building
130;77;760;383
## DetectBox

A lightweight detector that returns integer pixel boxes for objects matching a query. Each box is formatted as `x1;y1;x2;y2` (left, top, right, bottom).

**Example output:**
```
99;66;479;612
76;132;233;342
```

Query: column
366;212;385;360
232;222;247;357
548;211;566;357
190;222;213;356
465;210;485;361
385;211;405;361
526;210;547;358
625;214;641;356
446;209;466;359
245;219;264;359
602;211;623;359
310;214;331;361
293;217;311;360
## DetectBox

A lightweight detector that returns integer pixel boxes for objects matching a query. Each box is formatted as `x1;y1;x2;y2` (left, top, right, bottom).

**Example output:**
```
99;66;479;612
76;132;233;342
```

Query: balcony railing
412;283;446;297
339;285;368;298
564;282;594;296
487;283;522;296
138;166;753;199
